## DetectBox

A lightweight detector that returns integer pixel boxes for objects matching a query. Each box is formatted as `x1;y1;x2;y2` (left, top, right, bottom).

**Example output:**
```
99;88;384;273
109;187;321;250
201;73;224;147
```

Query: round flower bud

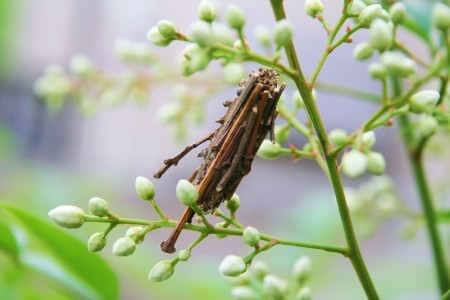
146;26;171;47
148;260;175;282
214;222;228;239
178;249;190;261
226;193;241;212
176;179;199;206
409;90;440;114
369;19;393;52
329;129;349;147
418;116;438;137
48;205;85;229
219;255;247;277
180;59;194;77
112;237;136;256
368;62;387;79
292;256;312;283
188;21;215;48
231;286;258;300
182;44;202;60
157;20;176;39
257;140;281;160
135;176;156;201
226;4;246;30
125;226;145;243
243;226;260;247
198;1;216;22
379;9;391;23
263;275;288;299
380;51;416;77
367;152;386;175
389;2;406;24
432;3;450;31
348;0;367;16
189;50;212;72
296;287;312;300
362;131;376;149
342;150;368;179
250;260;269;281
302;142;313;152
212;23;235;46
223;62;246;85
358;4;382;28
88;232;106;252
254;25;272;48
88;197;109;217
69;54;94;76
274;124;290;144
352;42;374;60
273;19;293;47
304;0;324;18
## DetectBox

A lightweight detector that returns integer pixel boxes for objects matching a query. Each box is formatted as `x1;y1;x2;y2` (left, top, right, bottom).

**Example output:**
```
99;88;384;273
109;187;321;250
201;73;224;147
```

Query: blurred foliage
0;0;17;79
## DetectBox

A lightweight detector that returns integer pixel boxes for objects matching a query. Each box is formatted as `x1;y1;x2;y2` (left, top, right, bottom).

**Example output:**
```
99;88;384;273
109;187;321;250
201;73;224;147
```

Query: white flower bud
362;131;376;149
182;44;202;60
226;193;241;212
223;62;246;85
88;197;109;217
112;237;136;256
189;49;212;72
263;275;288;299
348;0;367;15
135;176;156;201
352;42;374;60
369;19;393;52
367;152;386;175
198;1;216;22
342;150;368;179
176;179;199;207
125;226;145;243
418;116;438;137
304;0;324;18
48;205;85;229
148;260;175;282
273;19;294;46
243;226;260;247
219;255;247;277
69;54;94;76
409;90;440;114
292;256;312;283
257;140;282;160
389;2;406;24
212;23;235;46
358;4;382;27
329;129;349;147
432;3;450;31
231;286;258;300
178;249;190;261
88;232;106;252
254;25;272;48
379;9;391;23
380;51;417;77
250;260;269;281
226;5;246;30
157;20;176;39
180;59;194;77
146;26;171;47
368;62;387;79
188;21;215;48
296;287;312;300
274;124;290;144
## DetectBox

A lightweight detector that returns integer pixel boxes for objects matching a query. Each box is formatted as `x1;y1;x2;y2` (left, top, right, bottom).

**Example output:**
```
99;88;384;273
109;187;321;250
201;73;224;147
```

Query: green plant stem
269;1;378;298
149;199;168;220
214;209;244;229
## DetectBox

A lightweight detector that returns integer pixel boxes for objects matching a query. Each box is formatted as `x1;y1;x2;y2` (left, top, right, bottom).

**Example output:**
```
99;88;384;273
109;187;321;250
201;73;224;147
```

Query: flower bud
88;197;109;217
250;260;269;281
389;2;406;24
292;256;312;283
305;0;324;18
212;23;235;46
329;129;349;147
342;150;368;179
188;21;215;48
178;249;190;261
348;0;367;15
69;54;94;76
125;226;145;243
223;62;246;85
226;4;246;30
409;90;440;114
257;140;281;160
296;287;312;300
254;25;272;48
379;9;391;23
88;232;106;252
180;59;194;77
432;3;450;31
190;50;212;72
273;19;293;47
48;205;85;229
263;275;288;299
135;176;156;201
219;255;247;277
362;131;376;149
369;19;393;52
418;116;438;137
226;193;241;212
112;237;136;256
182;44;202;60
231;286;258;300
358;4;382;28
243;226;260;247
368;62;387;79
176;179;199;206
146;26;171;46
214;222;228;239
302;142;313;152
352;42;374;60
380;51;416;77
148;260;175;282
367;152;386;175
274;124;290;144
198;1;216;22
157;20;176;39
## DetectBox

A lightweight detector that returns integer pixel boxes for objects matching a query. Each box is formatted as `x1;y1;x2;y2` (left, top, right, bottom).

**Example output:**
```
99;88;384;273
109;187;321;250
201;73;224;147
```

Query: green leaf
0;212;19;259
0;203;119;300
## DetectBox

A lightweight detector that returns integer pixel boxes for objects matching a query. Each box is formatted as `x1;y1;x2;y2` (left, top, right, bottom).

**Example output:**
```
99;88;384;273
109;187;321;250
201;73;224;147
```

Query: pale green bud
362;131;376;149
88;232;106;252
302;142;313;152
148;260;175;282
219;255;247;277
348;0;367;15
353;42;374;60
292;256;312;283
69;54;94;76
157;102;182;123
182;44;202;60
189;49;212;72
409;90;440;114
367;152;386;175
125;226;145;243
432;3;450;31
379;10;391;23
48;205;85;229
369;19;393;52
243;226;260;247
112;237;136;256
274;124;290;144
233;39;245;51
176;179;199;206
189;21;215;47
180;59;194;77
368;62;387;79
342;150;368;179
389;2;406;24
88;197;109;217
250;260;269;281
304;0;324;18
178;249;190;261
223;62;246;85
212;23;235;46
231;286;258;300
358;4;382;27
273;19;293;46
263;275;288;299
135;176;156;201
215;222;228;239
380;51;416;77
146;26;171;46
226;193;241;212
257;140;281;160
254;25;271;48
226;5;246;30
329;129;348;147
198;1;216;22
418;116;438;137
157;20;176;39
296;287;312;300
